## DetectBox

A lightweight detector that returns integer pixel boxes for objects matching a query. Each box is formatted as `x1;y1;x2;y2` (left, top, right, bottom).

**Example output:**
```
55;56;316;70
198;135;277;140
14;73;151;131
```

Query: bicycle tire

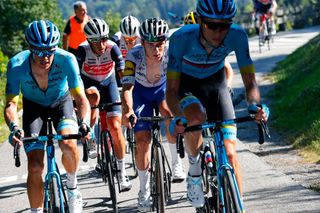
103;131;118;213
128;128;138;178
155;145;165;212
221;168;241;213
48;176;63;212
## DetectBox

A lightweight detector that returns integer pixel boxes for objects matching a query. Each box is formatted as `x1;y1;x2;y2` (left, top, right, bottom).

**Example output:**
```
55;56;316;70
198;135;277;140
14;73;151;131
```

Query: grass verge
268;33;320;163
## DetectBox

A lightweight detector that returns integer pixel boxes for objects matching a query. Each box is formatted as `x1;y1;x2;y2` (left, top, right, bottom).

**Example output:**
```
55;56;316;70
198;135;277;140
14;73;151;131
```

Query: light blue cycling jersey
167;24;254;80
6;48;83;106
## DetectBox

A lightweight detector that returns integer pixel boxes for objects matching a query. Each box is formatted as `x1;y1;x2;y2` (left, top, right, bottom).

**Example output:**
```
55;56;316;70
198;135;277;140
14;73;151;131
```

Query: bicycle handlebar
91;102;122;110
14;134;83;167
138;116;173;122
177;115;271;158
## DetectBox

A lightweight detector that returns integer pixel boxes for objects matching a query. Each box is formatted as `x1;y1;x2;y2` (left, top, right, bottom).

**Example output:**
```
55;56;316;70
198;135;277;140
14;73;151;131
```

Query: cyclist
63;1;89;55
184;10;235;97
167;0;270;209
253;0;278;36
121;18;186;212
75;17;132;192
4;20;91;213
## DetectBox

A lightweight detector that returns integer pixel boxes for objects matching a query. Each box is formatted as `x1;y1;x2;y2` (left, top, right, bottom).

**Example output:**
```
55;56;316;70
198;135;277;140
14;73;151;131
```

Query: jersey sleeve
111;35;120;47
5;60;20;103
231;27;255;74
64;53;84;95
110;44;125;72
122;50;136;85
167;33;182;80
63;19;71;35
75;45;86;70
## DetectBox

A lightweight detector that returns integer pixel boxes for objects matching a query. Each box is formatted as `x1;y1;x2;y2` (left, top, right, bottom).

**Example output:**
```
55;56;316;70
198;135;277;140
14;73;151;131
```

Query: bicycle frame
138;114;172;212
14;118;82;213
181;116;270;213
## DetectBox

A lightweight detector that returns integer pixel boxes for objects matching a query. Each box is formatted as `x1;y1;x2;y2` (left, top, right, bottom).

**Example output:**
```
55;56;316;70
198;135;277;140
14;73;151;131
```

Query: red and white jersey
112;32;141;59
77;40;125;82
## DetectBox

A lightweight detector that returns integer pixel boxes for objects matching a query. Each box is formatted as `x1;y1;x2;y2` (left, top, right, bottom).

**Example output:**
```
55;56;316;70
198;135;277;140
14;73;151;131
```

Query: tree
105;10;122;37
0;0;63;57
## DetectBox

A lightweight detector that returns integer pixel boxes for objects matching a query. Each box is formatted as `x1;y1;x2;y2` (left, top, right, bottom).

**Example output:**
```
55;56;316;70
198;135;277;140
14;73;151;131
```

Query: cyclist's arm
166;44;184;116
62;20;71;50
65;53;91;124
111;44;125;79
121;60;135;115
4;60;21;128
241;73;261;105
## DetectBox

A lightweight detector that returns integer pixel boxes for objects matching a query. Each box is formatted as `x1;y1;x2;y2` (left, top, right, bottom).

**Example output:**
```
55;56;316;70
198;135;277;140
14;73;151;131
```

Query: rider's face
30;47;56;70
142;40;166;61
199;18;232;47
88;36;108;55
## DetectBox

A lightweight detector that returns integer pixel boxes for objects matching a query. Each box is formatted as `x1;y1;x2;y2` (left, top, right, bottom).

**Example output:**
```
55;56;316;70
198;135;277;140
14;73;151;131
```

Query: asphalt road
1;26;320;213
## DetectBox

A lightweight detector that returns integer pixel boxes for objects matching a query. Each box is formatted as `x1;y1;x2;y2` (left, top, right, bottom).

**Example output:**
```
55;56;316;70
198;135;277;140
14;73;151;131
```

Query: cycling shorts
22;92;78;153
81;72;121;118
133;81;166;132
179;68;235;122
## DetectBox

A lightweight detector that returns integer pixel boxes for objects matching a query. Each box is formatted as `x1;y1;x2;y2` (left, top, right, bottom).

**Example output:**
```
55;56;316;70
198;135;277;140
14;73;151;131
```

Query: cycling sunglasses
88;36;108;44
124;36;138;43
202;20;232;31
31;48;56;57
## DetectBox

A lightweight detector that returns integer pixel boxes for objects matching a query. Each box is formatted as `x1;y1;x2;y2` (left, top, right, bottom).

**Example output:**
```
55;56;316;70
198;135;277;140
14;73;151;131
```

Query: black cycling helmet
196;0;237;20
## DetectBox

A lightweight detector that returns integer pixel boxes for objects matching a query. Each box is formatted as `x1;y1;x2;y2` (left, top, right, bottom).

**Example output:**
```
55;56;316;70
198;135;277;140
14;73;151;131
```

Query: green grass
268;34;320;162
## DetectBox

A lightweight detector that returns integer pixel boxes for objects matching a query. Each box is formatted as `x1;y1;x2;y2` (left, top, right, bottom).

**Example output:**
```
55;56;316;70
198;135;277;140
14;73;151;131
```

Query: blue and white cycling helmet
25;20;60;48
139;18;169;42
196;0;237;20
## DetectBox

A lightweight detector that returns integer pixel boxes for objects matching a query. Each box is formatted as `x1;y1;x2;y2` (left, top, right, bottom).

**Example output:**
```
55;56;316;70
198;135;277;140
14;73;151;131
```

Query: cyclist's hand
9;125;24;148
169;117;187;137
123;113;136;129
248;104;270;122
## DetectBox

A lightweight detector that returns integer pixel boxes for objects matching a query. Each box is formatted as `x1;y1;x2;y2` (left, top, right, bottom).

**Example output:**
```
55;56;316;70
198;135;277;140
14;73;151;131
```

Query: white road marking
0;176;18;184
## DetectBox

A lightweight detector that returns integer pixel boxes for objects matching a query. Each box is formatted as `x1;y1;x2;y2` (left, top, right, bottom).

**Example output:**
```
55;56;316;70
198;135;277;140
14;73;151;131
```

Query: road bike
14;118;88;213
178;116;270;213
92;102;123;213
136;109;172;213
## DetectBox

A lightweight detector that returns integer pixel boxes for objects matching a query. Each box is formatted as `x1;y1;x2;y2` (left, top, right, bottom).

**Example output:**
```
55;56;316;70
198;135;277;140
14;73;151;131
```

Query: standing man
5;20;91;213
63;1;89;55
75;18;132;191
121;18;186;212
167;0;270;209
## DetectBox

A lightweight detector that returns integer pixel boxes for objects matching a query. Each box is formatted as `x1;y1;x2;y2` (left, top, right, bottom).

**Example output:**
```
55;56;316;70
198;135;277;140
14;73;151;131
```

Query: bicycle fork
44;145;67;212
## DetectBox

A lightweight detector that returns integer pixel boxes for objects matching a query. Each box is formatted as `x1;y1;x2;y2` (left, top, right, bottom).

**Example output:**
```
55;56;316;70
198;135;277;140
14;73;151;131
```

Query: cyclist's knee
28;159;44;176
86;87;100;105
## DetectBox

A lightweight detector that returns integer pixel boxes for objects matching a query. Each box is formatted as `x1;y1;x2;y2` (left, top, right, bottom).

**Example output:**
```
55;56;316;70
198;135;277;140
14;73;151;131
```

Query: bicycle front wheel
47;176;67;213
103;131;118;213
221;168;242;213
154;145;165;213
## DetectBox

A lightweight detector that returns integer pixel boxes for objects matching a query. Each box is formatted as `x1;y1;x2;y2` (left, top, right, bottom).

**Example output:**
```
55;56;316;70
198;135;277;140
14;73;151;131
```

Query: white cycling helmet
84;18;109;39
139;18;169;42
120;15;140;37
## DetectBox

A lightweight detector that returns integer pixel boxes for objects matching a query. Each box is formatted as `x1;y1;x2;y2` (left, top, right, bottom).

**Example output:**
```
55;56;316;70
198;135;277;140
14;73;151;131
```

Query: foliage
0;0;63;57
268;34;320;156
0;49;9;143
105;10;122;37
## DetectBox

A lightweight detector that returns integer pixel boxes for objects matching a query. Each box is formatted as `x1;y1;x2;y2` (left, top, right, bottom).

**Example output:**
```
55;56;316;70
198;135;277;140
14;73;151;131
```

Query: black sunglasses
202;20;232;31
88;36;108;43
